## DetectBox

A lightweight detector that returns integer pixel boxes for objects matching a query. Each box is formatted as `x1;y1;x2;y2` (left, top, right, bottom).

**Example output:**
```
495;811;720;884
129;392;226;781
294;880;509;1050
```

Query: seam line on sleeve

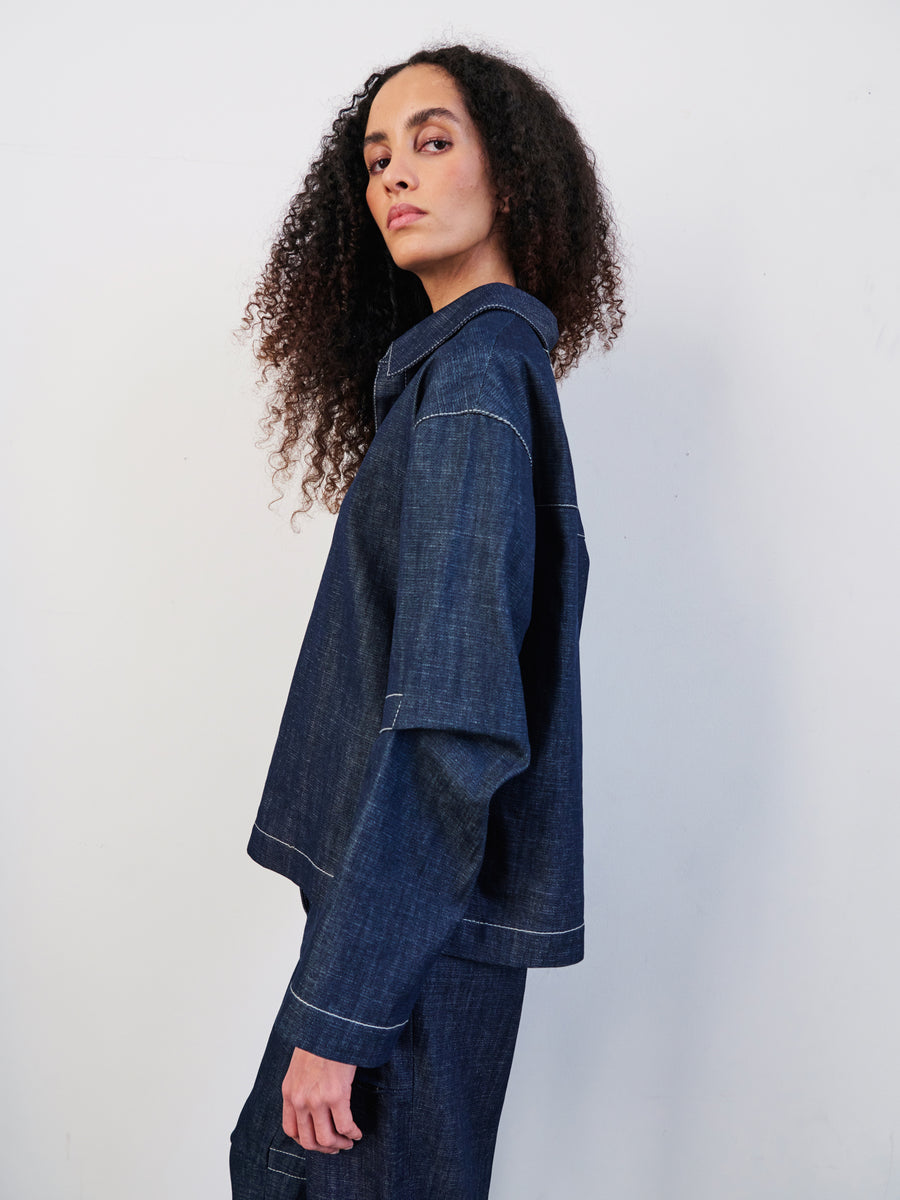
462;918;585;936
413;409;533;465
288;984;408;1031
252;823;334;878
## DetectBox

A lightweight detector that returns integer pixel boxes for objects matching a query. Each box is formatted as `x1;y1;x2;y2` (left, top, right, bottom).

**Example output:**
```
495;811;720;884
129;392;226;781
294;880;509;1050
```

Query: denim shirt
248;282;589;1065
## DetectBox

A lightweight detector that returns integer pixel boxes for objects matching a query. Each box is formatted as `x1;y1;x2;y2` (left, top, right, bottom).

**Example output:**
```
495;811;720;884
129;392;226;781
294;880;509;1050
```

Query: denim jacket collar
373;282;559;430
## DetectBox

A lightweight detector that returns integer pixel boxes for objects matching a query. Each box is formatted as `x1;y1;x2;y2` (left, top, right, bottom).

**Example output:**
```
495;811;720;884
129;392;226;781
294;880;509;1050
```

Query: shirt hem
248;826;584;970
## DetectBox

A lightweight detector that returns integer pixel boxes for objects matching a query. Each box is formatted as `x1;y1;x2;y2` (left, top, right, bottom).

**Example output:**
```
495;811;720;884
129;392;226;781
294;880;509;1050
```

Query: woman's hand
281;1047;362;1154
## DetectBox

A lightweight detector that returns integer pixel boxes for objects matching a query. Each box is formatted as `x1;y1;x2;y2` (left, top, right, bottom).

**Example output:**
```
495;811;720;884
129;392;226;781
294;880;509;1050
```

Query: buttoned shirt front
248;282;590;1065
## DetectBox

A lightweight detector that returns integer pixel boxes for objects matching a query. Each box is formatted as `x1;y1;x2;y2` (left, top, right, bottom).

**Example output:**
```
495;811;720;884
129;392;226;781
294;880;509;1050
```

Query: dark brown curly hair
240;43;625;516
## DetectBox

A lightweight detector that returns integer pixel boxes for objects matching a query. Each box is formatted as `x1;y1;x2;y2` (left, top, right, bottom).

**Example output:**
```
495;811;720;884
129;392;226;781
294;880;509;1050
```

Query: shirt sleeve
277;383;536;1066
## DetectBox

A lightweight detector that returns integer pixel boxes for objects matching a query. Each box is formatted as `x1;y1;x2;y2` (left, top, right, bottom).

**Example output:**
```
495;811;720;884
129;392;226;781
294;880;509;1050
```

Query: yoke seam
413;409;533;465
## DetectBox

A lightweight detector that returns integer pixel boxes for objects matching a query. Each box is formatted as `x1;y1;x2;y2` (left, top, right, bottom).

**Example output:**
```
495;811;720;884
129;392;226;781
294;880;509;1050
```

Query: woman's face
363;64;514;311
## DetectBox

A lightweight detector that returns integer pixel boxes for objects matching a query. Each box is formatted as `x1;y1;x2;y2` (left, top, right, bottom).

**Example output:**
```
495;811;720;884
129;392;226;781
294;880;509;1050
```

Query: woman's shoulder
417;303;557;427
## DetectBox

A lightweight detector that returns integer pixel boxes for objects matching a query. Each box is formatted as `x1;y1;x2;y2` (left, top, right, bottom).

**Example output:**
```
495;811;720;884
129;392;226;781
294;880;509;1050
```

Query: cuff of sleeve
276;979;409;1068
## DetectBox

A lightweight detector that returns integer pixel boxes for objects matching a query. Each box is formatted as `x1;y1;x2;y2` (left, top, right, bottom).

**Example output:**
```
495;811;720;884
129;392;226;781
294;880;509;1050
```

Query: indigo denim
230;948;527;1200
247;283;589;1065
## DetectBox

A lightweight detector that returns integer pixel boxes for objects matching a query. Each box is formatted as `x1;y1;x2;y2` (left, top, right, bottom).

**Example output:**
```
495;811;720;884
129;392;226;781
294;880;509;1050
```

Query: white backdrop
2;1;898;1197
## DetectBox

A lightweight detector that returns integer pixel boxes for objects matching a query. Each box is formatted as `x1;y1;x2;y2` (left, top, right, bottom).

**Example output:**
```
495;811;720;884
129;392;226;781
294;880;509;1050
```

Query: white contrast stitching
379;694;404;733
374;300;550;430
414;409;533;465
266;1166;305;1180
462;918;585;936
387;303;547;376
372;377;381;431
270;1147;305;1161
289;984;408;1031
252;823;334;878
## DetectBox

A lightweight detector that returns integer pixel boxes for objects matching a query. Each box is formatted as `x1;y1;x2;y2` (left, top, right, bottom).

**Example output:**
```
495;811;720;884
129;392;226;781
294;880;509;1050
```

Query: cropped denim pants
230;950;527;1200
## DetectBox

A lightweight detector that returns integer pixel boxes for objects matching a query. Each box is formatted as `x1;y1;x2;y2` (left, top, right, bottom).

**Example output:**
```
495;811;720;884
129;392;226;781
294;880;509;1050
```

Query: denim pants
230;951;527;1199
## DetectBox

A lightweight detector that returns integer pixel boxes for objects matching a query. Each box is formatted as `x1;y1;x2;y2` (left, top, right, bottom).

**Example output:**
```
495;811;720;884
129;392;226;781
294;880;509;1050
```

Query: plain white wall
2;1;898;1196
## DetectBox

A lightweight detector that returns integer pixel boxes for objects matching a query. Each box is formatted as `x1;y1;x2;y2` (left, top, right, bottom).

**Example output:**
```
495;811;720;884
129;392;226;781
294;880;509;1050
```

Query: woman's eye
366;137;450;174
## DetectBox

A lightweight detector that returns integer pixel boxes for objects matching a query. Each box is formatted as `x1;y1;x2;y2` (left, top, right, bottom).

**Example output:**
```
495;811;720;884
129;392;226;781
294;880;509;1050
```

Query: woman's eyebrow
363;107;461;149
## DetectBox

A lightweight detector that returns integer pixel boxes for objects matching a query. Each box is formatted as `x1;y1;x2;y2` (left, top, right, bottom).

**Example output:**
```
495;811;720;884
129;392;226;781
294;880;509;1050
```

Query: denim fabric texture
230;947;527;1200
248;282;589;1065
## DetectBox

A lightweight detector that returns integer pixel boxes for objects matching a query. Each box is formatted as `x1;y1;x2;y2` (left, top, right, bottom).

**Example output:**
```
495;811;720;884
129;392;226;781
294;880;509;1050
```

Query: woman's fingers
281;1094;299;1142
295;1111;338;1154
332;1095;363;1142
311;1104;354;1152
284;1103;342;1154
281;1045;361;1154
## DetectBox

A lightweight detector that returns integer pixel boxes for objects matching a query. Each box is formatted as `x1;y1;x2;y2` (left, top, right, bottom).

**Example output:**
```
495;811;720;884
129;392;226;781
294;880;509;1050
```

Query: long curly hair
240;43;625;517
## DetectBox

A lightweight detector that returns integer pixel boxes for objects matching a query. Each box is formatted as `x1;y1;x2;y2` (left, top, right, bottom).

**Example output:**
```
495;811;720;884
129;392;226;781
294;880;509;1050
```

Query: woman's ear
497;194;511;214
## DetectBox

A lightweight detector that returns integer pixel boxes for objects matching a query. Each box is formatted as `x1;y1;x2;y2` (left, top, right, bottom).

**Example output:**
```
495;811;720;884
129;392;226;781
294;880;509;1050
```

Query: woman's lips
387;206;426;231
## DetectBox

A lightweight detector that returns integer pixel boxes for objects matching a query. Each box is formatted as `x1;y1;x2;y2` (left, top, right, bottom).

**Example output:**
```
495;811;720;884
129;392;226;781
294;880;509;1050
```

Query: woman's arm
281;342;537;1068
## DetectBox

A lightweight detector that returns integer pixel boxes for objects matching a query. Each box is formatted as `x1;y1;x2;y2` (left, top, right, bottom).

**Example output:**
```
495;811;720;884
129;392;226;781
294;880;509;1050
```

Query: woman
230;43;624;1200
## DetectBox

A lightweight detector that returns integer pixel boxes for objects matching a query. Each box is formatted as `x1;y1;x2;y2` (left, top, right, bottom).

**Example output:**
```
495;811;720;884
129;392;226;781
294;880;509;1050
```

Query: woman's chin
386;249;433;277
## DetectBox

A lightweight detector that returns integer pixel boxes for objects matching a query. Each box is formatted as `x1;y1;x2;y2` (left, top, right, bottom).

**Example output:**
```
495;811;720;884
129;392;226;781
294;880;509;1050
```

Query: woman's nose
382;153;417;191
